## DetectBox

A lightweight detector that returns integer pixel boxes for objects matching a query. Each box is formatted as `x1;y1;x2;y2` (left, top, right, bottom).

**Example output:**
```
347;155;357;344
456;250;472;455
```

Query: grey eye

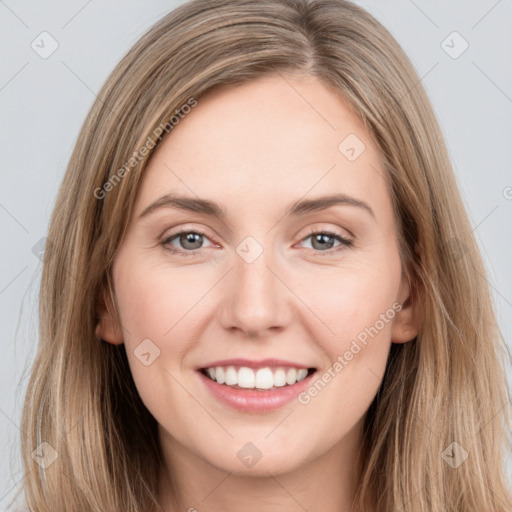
177;232;204;250
309;232;338;251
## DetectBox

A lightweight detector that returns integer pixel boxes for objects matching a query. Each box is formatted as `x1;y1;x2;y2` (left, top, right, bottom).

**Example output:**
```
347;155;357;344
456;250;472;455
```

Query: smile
197;362;318;413
200;365;314;390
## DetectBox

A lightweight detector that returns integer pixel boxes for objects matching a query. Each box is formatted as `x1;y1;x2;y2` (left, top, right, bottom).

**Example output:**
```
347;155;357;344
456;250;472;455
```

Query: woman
16;0;512;511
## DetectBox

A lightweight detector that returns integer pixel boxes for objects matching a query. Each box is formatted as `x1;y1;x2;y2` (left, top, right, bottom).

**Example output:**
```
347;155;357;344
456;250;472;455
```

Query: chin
199;441;312;477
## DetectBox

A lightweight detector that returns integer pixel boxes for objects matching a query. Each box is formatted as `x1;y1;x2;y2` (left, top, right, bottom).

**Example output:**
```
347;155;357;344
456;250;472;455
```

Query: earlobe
391;270;421;344
95;288;124;345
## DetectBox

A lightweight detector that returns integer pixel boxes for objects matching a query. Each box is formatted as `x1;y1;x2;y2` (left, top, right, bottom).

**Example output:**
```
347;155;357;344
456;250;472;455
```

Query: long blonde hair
16;0;512;510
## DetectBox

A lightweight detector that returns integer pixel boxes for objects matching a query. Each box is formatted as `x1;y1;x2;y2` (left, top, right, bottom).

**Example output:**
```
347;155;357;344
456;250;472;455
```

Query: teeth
238;367;255;388
274;368;287;387
286;368;297;385
216;367;225;384
203;365;310;389
225;366;237;385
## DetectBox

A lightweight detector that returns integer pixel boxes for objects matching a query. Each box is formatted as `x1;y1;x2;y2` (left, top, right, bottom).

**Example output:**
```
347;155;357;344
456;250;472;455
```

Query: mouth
197;363;318;413
198;365;317;391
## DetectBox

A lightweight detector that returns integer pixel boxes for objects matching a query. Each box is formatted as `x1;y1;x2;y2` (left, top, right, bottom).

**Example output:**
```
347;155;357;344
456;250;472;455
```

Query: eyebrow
138;192;375;220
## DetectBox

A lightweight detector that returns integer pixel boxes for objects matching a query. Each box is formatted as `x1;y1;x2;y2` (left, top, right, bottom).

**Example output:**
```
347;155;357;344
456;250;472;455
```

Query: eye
161;227;353;258
161;229;215;257
298;229;353;253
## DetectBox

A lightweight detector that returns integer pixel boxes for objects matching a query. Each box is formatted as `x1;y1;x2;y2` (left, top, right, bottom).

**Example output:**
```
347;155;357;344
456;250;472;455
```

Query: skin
97;73;419;512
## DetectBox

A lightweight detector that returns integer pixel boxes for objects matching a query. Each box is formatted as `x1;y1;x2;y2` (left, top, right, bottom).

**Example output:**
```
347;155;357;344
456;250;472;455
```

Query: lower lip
197;370;316;413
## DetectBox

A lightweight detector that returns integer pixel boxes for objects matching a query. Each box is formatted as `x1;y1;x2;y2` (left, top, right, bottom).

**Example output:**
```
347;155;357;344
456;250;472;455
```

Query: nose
219;244;294;338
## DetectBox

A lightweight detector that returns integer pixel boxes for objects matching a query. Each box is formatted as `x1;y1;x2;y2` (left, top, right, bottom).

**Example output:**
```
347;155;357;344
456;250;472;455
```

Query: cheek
110;256;187;386
113;254;192;343
316;262;399;326
305;248;402;368
112;259;196;420
295;259;400;431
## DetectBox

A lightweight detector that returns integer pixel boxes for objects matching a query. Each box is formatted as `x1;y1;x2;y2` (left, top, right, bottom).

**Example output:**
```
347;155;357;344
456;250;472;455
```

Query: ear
391;268;421;344
96;285;124;345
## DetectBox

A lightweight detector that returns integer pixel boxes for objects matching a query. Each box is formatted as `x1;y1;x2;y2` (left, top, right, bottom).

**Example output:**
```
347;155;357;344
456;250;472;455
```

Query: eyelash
161;228;353;258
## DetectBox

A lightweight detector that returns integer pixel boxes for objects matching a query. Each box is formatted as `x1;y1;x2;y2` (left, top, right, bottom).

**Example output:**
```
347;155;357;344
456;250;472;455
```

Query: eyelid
160;222;218;242
296;223;353;242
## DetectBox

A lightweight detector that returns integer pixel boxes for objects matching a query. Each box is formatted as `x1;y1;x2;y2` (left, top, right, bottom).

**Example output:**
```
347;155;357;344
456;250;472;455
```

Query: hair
15;0;511;510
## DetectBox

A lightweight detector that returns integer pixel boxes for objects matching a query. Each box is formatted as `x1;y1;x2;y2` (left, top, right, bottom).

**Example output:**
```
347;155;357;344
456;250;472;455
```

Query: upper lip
198;358;315;370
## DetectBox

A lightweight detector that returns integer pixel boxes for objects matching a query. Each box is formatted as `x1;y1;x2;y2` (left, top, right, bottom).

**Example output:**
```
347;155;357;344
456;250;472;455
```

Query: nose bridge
221;234;291;335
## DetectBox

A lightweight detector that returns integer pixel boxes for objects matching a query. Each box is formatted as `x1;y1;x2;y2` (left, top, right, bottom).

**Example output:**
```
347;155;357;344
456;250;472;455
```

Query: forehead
135;74;390;220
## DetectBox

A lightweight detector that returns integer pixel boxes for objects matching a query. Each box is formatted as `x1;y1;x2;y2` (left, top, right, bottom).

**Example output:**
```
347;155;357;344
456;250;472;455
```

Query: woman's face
98;73;417;478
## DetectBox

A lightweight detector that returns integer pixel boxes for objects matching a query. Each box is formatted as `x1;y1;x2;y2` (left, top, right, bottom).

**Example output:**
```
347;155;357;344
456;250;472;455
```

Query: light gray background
1;0;511;507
